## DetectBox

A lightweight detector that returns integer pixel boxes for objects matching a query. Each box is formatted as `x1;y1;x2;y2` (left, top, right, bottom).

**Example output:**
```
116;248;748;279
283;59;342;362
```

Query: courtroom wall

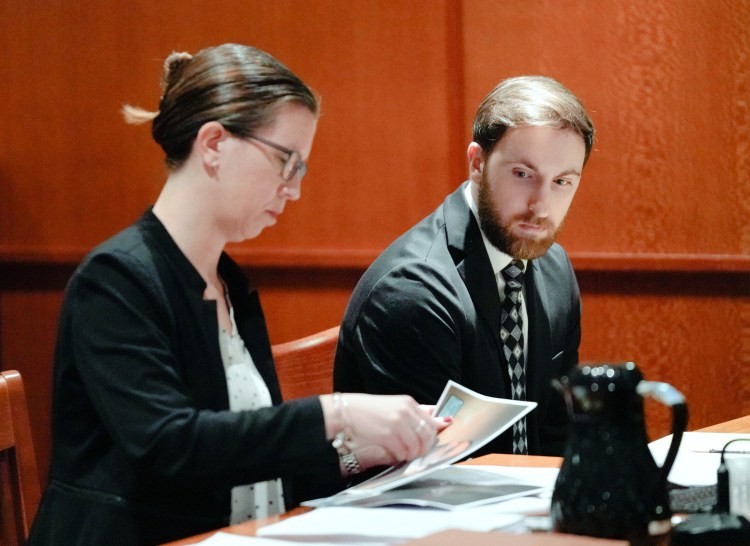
1;0;748;482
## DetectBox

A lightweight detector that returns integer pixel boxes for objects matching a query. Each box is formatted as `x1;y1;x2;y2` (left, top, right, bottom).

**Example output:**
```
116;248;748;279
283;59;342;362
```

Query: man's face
468;126;586;260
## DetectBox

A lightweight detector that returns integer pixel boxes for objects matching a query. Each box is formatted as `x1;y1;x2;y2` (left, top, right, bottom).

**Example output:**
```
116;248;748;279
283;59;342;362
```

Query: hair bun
161;51;194;93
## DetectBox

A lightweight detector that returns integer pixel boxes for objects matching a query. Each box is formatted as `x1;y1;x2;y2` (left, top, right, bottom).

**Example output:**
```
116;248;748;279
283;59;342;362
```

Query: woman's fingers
326;393;455;469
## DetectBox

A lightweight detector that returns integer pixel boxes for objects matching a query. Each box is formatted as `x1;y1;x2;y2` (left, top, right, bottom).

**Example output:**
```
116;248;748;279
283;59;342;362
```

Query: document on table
196;465;558;544
189;533;365;546
305;380;536;508
256;506;525;543
649;431;750;486
334;465;547;510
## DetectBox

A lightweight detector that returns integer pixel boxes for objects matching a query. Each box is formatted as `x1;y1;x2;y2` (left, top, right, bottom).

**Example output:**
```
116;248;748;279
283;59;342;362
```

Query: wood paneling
0;287;65;486
577;270;750;438
0;0;464;259
0;0;749;484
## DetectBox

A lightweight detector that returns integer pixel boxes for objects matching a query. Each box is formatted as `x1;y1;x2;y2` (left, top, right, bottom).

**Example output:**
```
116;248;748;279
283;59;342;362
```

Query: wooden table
163;417;750;545
698;414;750;433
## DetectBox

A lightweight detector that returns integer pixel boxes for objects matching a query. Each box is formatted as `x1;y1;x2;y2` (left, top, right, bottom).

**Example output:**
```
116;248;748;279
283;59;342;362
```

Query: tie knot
502;260;525;291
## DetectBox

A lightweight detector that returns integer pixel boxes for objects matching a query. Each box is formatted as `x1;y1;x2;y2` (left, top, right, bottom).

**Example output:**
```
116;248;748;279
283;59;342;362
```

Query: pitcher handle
636;381;689;490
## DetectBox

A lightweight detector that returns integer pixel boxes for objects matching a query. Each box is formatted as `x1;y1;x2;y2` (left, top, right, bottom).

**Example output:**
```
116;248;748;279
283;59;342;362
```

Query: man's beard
476;176;564;260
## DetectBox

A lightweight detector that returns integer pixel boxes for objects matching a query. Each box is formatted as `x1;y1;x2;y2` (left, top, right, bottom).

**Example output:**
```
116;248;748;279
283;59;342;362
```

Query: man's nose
528;184;550;218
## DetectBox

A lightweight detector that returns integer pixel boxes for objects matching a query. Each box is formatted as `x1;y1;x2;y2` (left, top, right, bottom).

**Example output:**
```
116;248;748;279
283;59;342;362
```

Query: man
333;76;595;457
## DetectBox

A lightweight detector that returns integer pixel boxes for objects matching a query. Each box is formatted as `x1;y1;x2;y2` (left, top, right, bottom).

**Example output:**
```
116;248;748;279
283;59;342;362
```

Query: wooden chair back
0;370;41;545
272;326;339;400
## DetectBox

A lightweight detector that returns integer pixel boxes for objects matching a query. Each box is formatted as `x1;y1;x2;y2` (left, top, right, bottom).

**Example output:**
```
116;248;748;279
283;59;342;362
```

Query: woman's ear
194;122;226;176
467;142;485;184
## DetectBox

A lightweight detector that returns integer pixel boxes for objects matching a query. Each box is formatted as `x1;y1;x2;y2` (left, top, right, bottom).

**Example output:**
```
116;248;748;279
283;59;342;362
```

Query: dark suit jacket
29;210;341;546
334;183;580;456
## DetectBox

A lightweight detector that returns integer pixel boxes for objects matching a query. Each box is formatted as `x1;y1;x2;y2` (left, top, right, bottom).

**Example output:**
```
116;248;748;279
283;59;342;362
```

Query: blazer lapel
219;255;283;405
443;185;504;358
524;260;553;403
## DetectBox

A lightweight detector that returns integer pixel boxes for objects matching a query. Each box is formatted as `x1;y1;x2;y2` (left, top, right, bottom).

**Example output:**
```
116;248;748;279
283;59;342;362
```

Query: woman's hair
123;44;319;169
472;75;595;164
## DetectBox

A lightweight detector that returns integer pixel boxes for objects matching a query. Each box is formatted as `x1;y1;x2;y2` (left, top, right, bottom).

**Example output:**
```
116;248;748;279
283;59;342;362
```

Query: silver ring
415;419;426;433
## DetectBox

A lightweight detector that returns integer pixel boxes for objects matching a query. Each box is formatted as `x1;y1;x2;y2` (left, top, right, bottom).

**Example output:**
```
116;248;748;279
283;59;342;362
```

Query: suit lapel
524;260;552;402
443;185;504;356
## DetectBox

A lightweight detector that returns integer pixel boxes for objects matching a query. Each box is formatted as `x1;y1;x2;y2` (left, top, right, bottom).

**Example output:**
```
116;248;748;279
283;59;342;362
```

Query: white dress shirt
218;291;285;524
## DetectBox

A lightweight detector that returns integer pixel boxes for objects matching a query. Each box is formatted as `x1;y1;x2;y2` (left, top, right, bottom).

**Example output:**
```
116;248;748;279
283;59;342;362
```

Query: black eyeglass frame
247;135;307;183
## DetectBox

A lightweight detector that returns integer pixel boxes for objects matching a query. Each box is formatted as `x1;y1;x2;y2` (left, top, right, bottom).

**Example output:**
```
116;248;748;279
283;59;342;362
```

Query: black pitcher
550;362;688;546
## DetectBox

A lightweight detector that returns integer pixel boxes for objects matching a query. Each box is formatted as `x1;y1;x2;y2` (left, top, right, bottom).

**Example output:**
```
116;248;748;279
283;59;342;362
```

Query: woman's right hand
320;393;450;472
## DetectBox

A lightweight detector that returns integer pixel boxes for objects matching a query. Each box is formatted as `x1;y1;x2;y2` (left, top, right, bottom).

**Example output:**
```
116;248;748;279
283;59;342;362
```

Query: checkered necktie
501;260;528;454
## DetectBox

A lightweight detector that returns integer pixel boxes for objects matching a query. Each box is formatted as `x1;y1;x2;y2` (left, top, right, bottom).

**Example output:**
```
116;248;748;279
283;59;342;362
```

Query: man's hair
472;76;595;164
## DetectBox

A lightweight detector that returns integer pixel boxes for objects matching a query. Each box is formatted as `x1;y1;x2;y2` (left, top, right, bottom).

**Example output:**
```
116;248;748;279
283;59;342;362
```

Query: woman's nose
280;185;301;201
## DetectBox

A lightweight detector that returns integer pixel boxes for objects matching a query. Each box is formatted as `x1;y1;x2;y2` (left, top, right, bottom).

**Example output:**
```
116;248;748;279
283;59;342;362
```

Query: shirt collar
463;182;528;276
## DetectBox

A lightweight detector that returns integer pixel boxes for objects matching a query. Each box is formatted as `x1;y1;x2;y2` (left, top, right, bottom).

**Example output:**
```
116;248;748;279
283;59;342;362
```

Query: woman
28;44;444;545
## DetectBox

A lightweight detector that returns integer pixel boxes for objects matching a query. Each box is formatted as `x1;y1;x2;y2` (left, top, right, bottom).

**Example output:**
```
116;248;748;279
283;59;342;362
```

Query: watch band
341;451;362;475
332;393;363;475
333;430;363;476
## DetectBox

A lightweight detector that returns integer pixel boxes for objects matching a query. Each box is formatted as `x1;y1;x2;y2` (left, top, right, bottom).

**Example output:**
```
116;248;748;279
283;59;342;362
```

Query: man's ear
194;121;227;171
467;142;485;184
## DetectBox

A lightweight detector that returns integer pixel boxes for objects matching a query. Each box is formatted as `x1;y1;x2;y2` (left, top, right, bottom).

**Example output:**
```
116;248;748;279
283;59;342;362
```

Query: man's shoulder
369;185;469;269
346;226;466;319
359;215;460;289
535;242;573;270
530;243;579;295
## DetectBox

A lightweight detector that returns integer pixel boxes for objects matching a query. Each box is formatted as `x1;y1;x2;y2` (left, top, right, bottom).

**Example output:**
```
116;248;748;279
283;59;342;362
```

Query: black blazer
334;183;580;456
29;210;340;546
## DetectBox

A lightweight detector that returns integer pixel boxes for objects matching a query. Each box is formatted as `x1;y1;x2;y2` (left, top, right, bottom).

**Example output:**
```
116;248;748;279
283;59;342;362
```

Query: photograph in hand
304;381;536;507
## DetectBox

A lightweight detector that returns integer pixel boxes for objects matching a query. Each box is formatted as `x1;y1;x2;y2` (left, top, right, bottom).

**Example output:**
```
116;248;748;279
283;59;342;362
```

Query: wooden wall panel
577;270;750;438
0;0;463;263
250;268;361;344
0;279;68;485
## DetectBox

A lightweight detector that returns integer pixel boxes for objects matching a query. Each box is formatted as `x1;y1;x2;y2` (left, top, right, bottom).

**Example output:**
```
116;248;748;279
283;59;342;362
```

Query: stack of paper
255;464;558;543
305;465;554;510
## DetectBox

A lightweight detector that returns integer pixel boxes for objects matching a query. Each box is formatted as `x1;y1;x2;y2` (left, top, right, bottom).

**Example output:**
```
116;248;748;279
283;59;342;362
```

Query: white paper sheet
256;506;523;543
189;531;379;546
649;432;750;486
462;465;559;490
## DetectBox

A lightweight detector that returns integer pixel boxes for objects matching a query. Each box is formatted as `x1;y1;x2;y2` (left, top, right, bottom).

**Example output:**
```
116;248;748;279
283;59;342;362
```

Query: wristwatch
333;432;362;475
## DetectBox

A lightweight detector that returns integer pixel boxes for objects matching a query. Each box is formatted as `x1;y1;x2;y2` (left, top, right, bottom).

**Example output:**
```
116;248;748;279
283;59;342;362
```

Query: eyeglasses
247;135;307;183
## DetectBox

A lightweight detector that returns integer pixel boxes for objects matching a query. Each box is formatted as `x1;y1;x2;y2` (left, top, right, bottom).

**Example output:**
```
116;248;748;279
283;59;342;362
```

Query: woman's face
215;101;317;242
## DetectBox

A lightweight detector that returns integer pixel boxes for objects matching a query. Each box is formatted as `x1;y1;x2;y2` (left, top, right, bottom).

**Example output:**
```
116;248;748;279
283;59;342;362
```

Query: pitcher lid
562;362;645;417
